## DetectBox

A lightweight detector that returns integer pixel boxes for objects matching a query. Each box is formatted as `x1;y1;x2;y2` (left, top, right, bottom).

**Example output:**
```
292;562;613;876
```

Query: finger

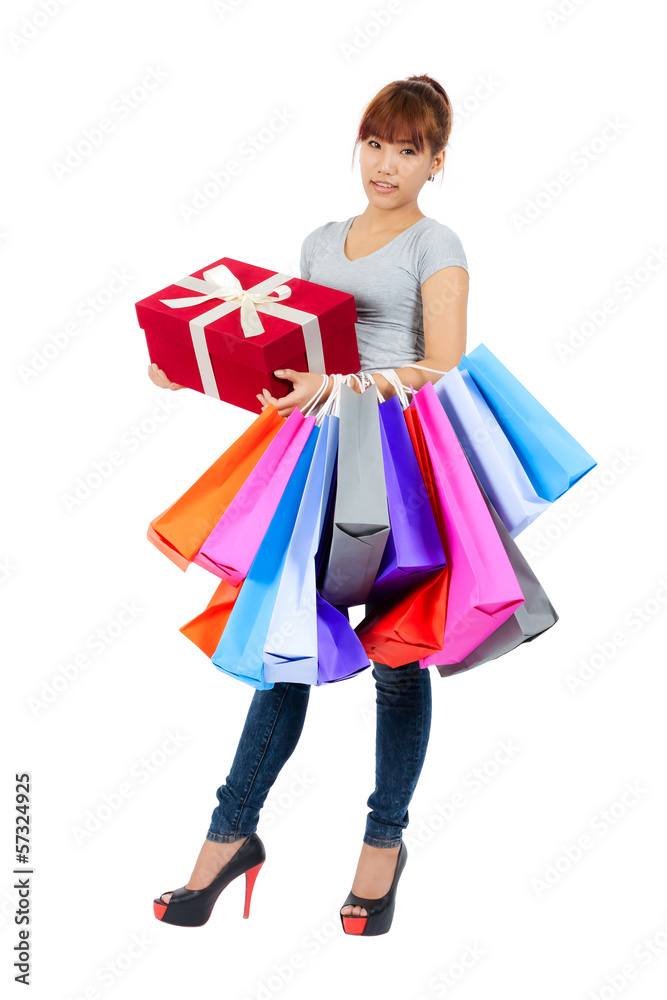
273;368;296;381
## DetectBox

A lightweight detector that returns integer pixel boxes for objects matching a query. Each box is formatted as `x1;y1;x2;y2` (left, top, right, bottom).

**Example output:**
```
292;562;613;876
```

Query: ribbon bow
160;262;293;338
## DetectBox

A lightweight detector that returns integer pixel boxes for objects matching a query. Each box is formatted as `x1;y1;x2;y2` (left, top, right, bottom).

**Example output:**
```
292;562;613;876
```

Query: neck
357;202;425;231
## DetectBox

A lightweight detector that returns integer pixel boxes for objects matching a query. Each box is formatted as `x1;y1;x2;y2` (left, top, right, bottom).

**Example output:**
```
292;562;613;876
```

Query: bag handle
300;362;450;420
394;363;450;405
301;372;349;423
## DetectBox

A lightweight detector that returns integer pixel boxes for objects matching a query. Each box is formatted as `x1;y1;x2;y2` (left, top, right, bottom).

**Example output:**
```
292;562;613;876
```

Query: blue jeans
206;651;433;849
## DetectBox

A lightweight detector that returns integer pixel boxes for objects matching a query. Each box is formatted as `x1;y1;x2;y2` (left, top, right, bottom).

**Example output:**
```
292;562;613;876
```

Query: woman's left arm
371;264;469;399
256;264;469;416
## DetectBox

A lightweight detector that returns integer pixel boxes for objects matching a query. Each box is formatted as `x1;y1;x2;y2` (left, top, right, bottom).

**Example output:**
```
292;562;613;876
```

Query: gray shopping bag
319;382;390;606
436;463;559;677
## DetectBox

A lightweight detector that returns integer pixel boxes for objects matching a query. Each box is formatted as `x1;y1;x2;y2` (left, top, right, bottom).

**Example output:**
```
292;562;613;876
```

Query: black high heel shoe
340;841;408;936
153;833;266;926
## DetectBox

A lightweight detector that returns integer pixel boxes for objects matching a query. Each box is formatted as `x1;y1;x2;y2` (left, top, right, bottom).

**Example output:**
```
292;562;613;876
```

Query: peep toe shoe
153;833;266;927
340;841;408;936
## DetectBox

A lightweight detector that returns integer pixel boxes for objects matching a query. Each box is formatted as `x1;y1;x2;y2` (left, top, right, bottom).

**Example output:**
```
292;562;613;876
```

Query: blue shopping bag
264;414;371;686
211;425;319;689
458;343;596;502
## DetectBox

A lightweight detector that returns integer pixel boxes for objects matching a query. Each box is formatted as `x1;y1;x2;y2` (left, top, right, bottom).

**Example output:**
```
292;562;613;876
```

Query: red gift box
135;257;359;413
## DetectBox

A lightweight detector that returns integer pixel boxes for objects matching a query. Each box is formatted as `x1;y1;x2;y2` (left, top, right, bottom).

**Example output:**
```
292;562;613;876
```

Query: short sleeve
299;229;317;281
417;225;468;284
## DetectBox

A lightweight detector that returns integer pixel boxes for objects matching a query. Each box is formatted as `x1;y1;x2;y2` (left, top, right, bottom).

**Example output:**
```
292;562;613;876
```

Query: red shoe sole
341;915;368;934
153;900;168;920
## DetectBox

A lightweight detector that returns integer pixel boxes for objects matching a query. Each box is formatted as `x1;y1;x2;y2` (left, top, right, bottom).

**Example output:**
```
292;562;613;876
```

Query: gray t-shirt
299;215;468;373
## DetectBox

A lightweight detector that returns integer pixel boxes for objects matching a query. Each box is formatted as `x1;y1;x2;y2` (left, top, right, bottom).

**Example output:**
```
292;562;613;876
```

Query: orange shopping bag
148;404;284;570
178;577;244;657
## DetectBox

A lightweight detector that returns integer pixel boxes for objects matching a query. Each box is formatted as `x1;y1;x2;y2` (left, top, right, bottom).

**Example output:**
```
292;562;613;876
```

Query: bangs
358;89;439;155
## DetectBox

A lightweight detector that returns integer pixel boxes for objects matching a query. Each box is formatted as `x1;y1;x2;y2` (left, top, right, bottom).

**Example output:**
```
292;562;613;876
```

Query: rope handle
297;362;449;421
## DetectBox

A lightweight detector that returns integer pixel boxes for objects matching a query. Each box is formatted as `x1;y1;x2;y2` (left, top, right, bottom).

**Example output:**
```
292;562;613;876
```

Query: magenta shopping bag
409;381;526;666
194;407;316;584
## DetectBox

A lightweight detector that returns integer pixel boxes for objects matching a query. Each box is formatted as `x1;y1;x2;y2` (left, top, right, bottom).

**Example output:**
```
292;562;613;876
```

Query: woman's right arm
147;362;184;390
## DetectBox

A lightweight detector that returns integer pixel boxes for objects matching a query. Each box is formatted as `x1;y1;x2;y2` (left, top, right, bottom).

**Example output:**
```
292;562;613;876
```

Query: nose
378;149;397;172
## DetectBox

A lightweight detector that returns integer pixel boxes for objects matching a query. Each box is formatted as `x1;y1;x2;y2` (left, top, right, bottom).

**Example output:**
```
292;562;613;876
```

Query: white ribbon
159;262;326;399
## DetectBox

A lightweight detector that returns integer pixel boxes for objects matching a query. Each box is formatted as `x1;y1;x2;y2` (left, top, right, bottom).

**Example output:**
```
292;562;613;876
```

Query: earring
428;173;434;181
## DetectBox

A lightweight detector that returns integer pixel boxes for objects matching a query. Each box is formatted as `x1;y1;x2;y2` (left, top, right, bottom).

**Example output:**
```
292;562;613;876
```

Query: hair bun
406;74;451;107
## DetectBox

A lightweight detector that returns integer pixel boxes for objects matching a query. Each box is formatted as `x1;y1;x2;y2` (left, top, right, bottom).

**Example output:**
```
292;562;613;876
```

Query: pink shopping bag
409;380;526;666
193;406;316;584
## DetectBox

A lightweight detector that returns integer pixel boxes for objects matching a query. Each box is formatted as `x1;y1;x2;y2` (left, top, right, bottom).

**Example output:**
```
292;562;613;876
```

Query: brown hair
352;75;452;185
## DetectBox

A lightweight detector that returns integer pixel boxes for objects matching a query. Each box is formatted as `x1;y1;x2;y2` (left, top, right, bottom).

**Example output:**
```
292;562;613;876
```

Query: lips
372;180;396;189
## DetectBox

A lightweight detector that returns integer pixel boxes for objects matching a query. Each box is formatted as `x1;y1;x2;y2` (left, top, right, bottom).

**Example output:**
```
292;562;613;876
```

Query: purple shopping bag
366;395;446;602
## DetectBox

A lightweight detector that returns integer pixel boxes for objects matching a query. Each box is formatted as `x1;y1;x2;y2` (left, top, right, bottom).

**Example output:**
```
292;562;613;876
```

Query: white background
2;0;666;998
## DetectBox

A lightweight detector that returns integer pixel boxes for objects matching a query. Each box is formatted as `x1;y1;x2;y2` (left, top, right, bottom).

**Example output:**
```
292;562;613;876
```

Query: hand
147;362;184;390
256;369;328;418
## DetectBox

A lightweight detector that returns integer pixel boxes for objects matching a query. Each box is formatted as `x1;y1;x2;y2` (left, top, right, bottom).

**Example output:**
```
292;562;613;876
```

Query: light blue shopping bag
263;414;371;686
434;367;551;536
458;343;596;502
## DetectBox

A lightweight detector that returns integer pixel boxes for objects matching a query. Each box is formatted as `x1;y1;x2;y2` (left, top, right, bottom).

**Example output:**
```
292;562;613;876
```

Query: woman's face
359;133;442;208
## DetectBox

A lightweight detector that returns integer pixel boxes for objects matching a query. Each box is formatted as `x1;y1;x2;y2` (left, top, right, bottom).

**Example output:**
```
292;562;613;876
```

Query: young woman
148;74;469;936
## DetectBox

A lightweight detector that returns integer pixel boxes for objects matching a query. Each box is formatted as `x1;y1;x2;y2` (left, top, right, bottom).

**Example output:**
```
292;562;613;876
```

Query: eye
367;139;416;154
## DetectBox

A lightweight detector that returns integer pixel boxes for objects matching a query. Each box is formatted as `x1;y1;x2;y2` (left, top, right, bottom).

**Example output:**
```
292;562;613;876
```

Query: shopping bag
179;577;243;657
318;382;390;606
262;415;337;683
356;568;450;667
431;463;559;675
433;367;550;537
459;343;596;502
355;404;449;667
315;595;372;683
411;381;526;666
210;426;320;689
366;395;446;602
148;404;284;569
194;406;316;584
